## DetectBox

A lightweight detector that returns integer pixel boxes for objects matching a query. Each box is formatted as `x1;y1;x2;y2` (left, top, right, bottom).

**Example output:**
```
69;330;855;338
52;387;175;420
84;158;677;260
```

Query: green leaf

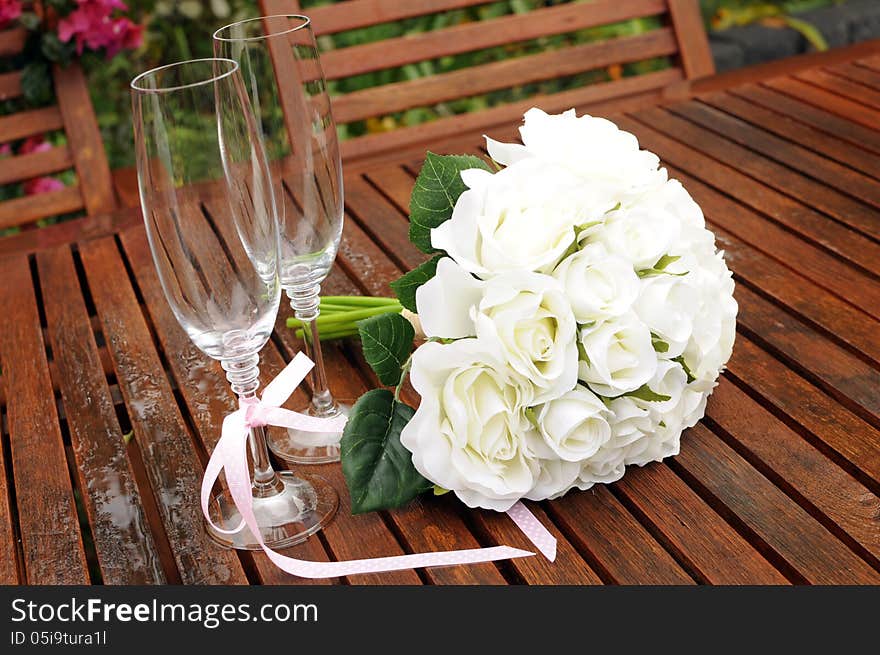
40;32;76;66
637;254;686;279
624;384;671;402
340;389;432;514
389;254;443;312
358;312;415;386
18;12;41;31
21;62;52;106
651;333;669;353
672;355;696;383
409;152;492;253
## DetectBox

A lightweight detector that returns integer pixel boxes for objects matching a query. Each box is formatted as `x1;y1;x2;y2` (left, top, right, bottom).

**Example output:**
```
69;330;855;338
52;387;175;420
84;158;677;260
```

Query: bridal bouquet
324;109;737;514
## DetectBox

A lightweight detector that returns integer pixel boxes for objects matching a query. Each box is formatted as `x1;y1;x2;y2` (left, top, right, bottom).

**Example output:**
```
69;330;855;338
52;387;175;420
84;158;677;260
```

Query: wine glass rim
130;58;240;94
213;14;311;42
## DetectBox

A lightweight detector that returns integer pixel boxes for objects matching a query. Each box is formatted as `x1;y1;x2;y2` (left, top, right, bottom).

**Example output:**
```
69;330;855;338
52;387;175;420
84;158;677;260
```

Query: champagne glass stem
288;284;339;418
222;355;284;497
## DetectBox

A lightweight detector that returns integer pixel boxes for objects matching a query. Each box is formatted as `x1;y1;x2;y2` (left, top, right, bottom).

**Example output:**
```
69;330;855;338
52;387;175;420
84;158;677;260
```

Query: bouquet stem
286;296;402;341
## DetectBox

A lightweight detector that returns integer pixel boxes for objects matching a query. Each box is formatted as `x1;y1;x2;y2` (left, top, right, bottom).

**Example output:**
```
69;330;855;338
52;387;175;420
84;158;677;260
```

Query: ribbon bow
201;352;555;579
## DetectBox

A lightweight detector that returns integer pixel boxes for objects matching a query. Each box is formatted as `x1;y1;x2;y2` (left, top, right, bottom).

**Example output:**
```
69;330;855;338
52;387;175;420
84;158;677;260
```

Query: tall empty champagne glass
131;58;337;549
214;15;346;465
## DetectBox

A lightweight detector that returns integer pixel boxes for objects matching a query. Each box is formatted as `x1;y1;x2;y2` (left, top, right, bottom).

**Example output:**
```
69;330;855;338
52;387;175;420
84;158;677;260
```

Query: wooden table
1;44;879;585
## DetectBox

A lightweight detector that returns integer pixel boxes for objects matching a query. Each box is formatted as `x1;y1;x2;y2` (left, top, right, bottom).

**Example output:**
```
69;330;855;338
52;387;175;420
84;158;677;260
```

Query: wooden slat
667;100;880;233
78;236;249;584
333;28;678;123
343;68;680;164
0;255;89;584
728;336;880;485
856;54;880;72
320;0;668;79
263;0;500;36
826;62;880;92
53;64;117;215
0;206;142;258
0;145;73;186
728;83;880;155
708;377;880;565
38;246;166;584
735;284;880;428
763;76;880;132
795;67;880;111
664;38;880;98
469;501;603;584
0;401;19;583
343;174;426;271
0;71;22;100
613;463;787;583
550;486;695;584
0;106;64;142
674;423;880;583
619;110;880;278
363;165;417;212
699;91;880;181
0;185;84;230
667;0;714;78
711;224;880;366
0;28;26;56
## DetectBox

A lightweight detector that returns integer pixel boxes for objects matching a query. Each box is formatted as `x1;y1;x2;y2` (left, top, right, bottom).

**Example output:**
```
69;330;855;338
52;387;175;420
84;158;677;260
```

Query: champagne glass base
205;472;338;550
268;402;351;464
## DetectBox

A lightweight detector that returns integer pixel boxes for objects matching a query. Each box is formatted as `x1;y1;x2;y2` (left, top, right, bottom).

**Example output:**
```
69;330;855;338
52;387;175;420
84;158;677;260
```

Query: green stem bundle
286;296;402;341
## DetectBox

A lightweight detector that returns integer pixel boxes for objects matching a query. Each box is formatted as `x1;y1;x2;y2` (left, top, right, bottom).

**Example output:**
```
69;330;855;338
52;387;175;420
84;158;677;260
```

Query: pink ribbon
200;352;556;578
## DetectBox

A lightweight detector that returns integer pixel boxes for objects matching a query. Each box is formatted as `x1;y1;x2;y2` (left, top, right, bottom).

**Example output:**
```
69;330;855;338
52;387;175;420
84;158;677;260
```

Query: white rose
415;257;485;339
625;388;707;467
577;443;626;488
473;271;578;403
630;359;688;415
486;108;667;205
590;202;682;270
417;259;578;403
633;274;700;359
431;159;605;278
552;244;639;325
527;459;581;501
534;385;611;462
400;339;539;511
607;396;654;448
578;312;657;397
691;257;737;383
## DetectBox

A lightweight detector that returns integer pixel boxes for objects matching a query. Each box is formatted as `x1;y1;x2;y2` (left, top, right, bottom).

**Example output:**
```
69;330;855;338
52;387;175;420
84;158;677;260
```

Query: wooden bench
0;17;117;234
260;0;714;168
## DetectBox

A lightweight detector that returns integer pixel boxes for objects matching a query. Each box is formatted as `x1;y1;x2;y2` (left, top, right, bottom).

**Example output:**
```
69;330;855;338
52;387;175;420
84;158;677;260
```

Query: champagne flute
131;58;337;549
214;15;347;465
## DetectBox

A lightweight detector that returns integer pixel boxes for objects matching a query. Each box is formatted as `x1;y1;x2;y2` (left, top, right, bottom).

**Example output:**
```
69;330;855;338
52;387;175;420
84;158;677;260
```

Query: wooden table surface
1;46;879;585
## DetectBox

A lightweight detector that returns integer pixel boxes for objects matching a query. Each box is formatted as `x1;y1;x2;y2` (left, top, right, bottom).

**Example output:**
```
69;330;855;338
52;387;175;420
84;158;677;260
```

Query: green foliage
409;152;492;253
390;254;444;312
357;312;415;387
340;389;432;514
21;62;52;106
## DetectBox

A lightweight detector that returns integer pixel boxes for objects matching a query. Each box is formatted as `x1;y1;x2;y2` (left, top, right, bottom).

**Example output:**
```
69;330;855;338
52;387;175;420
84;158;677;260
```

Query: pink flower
0;0;22;30
0;143;11;157
19;135;52;155
24;176;65;195
58;0;142;58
